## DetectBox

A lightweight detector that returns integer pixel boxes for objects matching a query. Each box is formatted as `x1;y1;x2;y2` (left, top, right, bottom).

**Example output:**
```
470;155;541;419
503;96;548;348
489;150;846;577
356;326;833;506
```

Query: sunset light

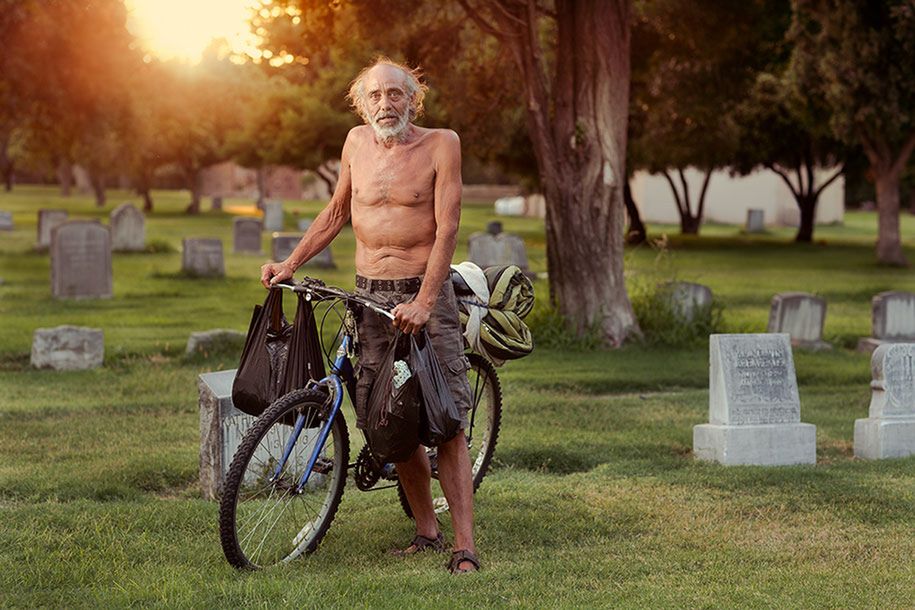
125;0;260;63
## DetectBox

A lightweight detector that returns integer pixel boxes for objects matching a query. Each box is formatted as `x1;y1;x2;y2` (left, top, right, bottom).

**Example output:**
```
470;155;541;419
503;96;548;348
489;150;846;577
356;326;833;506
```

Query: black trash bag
232;288;291;417
284;295;326;393
410;331;463;447
365;330;421;464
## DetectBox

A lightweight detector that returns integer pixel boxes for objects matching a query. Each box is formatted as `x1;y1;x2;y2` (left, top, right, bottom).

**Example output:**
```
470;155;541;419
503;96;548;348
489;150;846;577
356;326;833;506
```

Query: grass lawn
1;186;914;607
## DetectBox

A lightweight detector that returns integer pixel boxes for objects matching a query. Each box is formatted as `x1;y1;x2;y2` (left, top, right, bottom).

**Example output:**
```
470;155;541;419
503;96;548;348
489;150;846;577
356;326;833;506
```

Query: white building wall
631;167;844;227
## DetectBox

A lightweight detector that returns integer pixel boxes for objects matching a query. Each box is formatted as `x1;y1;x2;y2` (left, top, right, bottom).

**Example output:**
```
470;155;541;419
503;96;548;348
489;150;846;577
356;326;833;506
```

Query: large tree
789;0;915;265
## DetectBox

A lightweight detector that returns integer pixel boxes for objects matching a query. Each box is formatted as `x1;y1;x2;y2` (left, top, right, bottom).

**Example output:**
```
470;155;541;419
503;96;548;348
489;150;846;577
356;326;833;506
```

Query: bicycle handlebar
273;277;396;320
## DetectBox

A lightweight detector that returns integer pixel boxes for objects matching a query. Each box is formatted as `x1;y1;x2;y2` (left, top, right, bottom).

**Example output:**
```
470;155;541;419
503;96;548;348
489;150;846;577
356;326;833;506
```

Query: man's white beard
370;110;410;142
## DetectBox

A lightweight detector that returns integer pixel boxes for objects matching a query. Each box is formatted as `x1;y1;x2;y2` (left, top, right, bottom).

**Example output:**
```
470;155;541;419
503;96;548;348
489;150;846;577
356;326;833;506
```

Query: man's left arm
393;130;462;334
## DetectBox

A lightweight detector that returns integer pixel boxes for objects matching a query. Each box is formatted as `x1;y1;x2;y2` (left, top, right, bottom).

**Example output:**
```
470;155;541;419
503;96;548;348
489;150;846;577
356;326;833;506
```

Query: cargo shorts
353;276;472;432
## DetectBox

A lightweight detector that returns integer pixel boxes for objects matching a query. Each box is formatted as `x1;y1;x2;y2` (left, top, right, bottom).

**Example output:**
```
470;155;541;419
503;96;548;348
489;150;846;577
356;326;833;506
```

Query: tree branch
662;169;686;216
677;167;691;216
766;162;801;200
456;0;513;39
812;164;844;199
696;167;712;220
891;131;915;177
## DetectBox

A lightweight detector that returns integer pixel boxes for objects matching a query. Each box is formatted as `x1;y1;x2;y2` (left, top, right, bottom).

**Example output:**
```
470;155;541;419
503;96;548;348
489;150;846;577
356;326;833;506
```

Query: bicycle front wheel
219;388;349;570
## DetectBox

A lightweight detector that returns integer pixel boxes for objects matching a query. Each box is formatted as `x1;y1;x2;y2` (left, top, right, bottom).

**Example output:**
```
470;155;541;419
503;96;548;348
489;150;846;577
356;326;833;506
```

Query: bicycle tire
219;388;349;570
397;353;502;518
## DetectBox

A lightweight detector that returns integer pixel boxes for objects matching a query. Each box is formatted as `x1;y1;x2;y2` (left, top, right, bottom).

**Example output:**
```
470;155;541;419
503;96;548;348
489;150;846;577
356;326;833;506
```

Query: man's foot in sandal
388;532;446;557
448;549;480;574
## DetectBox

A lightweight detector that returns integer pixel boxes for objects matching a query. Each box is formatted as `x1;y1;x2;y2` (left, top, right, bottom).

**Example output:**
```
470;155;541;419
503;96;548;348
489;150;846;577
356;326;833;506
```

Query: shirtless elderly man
260;58;479;574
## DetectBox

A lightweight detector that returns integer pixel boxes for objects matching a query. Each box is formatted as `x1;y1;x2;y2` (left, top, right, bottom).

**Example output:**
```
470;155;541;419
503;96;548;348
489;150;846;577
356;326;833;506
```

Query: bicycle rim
219;389;349;569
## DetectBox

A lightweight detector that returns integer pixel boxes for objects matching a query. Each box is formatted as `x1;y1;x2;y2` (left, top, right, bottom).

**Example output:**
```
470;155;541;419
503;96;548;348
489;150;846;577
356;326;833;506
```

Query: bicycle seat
450;268;475;296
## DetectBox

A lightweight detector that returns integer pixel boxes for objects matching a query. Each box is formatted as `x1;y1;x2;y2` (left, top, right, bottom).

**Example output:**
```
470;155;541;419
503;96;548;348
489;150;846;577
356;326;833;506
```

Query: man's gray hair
347;57;428;123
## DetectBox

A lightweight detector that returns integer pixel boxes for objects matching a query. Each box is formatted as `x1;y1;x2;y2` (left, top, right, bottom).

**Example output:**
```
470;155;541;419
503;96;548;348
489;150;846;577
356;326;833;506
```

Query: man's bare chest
350;146;436;205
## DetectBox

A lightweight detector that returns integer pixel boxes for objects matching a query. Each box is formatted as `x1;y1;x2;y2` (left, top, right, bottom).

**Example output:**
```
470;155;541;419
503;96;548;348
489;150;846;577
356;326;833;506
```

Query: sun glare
126;0;260;63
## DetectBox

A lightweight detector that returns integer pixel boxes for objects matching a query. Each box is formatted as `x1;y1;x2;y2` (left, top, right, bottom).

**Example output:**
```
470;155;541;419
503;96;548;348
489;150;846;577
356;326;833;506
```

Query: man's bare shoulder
345;125;374;147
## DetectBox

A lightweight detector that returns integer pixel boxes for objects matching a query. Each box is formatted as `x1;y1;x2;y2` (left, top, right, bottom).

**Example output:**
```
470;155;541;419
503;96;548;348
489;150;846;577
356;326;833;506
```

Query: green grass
1;185;914;607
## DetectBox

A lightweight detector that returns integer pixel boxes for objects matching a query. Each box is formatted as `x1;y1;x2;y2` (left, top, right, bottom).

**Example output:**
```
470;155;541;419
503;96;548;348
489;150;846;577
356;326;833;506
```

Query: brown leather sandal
448;549;481;574
388;532;446;557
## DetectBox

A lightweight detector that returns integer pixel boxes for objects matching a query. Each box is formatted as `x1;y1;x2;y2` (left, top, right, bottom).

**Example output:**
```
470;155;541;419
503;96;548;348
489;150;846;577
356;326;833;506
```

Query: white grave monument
263;200;284;231
37;209;68;249
182;239;224;277
198;369;316;499
31;325;104;370
233;217;263;254
0;210;12;230
693;334;816;465
767;292;830;350
746;209;765;233
665;281;713;322
857;291;915;353
494;196;526;216
854;343;915;459
110;203;146;252
50;221;113;299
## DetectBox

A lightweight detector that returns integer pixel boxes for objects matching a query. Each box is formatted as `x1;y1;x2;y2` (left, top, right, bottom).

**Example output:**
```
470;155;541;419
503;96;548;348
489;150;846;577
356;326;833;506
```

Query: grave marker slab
182;238;224;277
495;196;526;216
854;343;915;459
665;281;713;323
767;292;830;350
468;231;534;277
693;333;816;465
211;196;223;211
51;221;112;299
37;209;68;249
187;329;245;356
198;369;316;499
857;291;915;353
263;200;284;231
746;209;765;233
233;217;263;254
0;210;12;230
31;325;104;370
110;203;145;252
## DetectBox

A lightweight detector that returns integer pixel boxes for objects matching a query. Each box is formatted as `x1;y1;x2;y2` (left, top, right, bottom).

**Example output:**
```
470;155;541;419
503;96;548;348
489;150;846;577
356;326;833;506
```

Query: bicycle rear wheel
397;352;502;517
219;388;349;570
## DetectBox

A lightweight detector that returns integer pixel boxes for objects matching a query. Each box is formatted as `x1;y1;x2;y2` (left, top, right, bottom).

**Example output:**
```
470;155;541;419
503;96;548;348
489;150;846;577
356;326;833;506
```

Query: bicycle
218;275;502;570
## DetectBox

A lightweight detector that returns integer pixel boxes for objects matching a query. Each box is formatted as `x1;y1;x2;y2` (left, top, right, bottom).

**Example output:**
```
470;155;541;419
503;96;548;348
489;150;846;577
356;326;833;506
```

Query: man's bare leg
395;444;439;544
436;430;477;570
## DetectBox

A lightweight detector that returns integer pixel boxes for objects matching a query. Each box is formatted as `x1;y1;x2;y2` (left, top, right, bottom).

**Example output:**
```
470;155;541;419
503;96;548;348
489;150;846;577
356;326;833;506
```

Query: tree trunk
90;172;106;207
0;134;12;192
185;168;202;215
140;188;153;212
58;160;72;197
795;195;816;243
256;167;267;209
680;214;701;235
2;162;12;192
873;168;907;265
623;181;646;245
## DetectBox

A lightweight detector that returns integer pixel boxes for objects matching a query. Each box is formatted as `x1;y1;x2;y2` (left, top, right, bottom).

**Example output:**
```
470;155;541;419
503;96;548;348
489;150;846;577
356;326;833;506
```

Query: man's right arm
261;128;359;287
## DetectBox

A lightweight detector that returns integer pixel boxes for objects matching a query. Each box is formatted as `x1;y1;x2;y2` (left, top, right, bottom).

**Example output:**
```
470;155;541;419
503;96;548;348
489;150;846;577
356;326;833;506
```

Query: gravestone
110;203;145;252
50;221;112;299
31;325;104;370
293;219;335;267
467;230;534;277
854;343;915;459
767;292;830;350
232;217;263;254
211;196;223;211
198;369;317;499
857;291;915;353
37;209;68;249
0;211;12;230
263;200;284;231
665;281;713;322
186;329;245;356
486;221;503;236
746;209;765;233
182;238;224;277
494;196;526;216
693;333;816;465
525;193;546;219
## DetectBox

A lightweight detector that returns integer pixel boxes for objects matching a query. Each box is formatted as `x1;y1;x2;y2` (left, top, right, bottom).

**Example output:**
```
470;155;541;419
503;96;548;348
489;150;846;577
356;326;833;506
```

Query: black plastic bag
232;288;326;417
411;331;463;447
365;330;421;463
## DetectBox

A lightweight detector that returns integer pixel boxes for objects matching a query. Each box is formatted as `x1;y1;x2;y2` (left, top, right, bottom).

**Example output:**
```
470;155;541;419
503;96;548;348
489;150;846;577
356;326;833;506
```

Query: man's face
364;65;411;140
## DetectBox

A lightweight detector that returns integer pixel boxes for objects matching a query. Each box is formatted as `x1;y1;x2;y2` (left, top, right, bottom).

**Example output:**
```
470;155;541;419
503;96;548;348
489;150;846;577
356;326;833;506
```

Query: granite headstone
211;196;223;211
110;203;145;252
693;333;816;465
233;217;263;254
263;200;284;232
0;211;12;230
665;281;713;323
31;325;104;370
854;343;915;459
182;238;224;277
767;292;830;350
37;209;68;249
467;231;533;277
857;291;915;353
50;221;112;299
494;196;526;216
294;219;335;267
746;209;765;233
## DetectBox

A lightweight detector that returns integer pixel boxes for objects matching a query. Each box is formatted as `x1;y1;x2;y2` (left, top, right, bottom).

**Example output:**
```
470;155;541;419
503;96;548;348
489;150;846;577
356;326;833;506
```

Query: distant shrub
145;239;176;253
526;304;605;350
